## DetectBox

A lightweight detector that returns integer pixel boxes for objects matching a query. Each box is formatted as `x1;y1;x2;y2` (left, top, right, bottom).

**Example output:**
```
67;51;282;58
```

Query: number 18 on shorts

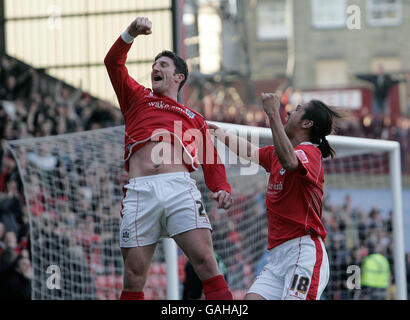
248;235;329;300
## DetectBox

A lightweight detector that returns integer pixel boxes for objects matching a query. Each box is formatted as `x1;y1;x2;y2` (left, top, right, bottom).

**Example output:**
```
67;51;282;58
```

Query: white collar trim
299;142;319;147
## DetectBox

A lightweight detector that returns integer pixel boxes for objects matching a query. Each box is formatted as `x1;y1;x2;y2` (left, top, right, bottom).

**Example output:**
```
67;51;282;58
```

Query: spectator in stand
85;100;117;130
0;177;24;238
356;65;404;116
0;63;35;102
359;244;391;300
0;231;18;271
55;80;82;111
0;254;32;300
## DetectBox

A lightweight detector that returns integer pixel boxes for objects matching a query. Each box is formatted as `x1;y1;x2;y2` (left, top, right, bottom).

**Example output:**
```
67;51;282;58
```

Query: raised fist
261;92;281;116
128;17;152;37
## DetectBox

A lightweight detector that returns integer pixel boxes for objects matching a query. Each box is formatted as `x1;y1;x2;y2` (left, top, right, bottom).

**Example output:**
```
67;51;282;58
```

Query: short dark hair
154;50;188;92
302;100;342;159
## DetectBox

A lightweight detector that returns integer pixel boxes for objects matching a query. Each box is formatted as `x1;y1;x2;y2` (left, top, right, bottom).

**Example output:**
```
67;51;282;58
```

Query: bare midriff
128;141;189;178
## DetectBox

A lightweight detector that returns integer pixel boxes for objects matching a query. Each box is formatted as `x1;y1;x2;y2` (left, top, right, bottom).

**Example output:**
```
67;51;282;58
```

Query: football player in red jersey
209;93;341;300
105;17;233;300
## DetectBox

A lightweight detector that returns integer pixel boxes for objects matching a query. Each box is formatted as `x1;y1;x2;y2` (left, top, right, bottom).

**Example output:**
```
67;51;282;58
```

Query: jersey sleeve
257;146;275;172
294;146;322;183
199;121;231;194
104;35;146;114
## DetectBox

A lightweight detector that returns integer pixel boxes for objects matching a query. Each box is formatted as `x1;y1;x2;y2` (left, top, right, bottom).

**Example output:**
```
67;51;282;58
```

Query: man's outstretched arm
104;17;152;113
207;122;260;164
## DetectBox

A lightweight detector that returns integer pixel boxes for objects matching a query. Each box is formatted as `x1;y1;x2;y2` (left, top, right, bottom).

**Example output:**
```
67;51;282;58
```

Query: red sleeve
104;36;145;114
200;122;231;194
257;146;275;172
294;145;322;181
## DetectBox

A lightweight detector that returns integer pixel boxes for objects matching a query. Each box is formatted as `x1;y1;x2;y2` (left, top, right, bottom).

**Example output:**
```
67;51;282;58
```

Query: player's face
151;56;179;95
284;104;306;136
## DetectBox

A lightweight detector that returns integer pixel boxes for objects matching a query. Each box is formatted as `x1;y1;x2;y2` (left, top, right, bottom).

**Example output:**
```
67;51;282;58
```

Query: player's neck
290;134;311;148
155;88;179;103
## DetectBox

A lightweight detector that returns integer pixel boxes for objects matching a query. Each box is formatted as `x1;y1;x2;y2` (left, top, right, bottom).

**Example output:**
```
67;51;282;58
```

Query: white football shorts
247;235;329;300
119;172;212;248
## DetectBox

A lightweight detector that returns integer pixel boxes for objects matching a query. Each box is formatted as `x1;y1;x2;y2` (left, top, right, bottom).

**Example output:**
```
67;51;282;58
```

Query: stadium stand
0;54;123;299
0;54;409;299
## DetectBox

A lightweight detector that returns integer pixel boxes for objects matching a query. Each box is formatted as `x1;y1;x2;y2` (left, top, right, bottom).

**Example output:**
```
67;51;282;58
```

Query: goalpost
324;134;406;300
7;122;407;300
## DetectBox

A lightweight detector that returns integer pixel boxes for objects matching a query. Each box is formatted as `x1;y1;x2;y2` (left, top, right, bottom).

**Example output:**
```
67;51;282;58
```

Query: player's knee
190;254;218;279
123;266;147;290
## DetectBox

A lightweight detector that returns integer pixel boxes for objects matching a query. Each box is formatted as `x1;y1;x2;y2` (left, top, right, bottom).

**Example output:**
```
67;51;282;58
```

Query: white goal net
7;123;406;300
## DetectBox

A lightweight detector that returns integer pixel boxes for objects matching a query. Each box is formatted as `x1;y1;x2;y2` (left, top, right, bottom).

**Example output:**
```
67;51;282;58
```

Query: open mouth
153;75;163;82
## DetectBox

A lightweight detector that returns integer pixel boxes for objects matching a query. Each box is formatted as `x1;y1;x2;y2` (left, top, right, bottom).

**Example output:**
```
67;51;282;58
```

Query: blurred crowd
0;54;123;299
321;194;396;300
0;53;409;300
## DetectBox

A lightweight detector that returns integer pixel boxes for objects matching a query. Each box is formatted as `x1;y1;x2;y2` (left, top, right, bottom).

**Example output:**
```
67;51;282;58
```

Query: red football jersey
105;36;231;194
258;143;327;249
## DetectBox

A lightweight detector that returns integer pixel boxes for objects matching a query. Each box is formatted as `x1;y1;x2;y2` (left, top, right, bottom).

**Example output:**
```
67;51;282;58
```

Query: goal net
7;122;406;300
